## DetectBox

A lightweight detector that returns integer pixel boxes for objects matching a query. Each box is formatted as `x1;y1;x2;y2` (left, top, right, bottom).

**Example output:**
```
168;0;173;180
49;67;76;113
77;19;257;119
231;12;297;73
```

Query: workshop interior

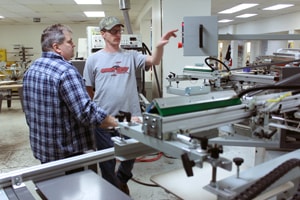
1;0;300;199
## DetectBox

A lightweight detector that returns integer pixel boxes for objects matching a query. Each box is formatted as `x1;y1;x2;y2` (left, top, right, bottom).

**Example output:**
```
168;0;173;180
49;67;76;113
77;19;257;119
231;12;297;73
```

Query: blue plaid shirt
23;52;108;163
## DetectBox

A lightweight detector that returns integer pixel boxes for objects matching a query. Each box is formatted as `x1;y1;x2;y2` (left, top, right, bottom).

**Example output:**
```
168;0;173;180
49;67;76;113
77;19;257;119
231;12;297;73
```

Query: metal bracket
113;137;158;161
11;175;25;189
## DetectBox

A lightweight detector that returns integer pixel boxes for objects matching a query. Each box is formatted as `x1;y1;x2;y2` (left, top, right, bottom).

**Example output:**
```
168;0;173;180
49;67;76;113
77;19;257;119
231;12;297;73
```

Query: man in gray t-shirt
84;49;146;117
83;16;177;195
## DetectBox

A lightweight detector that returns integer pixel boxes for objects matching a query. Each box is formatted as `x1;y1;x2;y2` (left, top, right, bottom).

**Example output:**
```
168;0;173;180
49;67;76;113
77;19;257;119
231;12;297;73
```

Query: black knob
233;157;244;178
117;111;131;122
233;157;244;166
200;137;208;150
181;153;195;177
208;144;223;159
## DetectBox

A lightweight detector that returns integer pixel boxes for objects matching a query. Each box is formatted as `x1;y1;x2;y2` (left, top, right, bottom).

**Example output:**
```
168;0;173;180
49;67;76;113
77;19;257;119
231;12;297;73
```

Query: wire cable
226;58;300;72
233;158;300;200
131;152;164;187
142;42;162;97
135;152;163;162
237;85;300;98
205;57;231;72
247;69;300;97
130;177;160;187
130;153;179;187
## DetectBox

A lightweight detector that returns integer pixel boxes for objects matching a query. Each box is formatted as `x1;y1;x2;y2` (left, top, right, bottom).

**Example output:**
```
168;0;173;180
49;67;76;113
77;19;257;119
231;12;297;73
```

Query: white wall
161;0;212;97
0;23;98;62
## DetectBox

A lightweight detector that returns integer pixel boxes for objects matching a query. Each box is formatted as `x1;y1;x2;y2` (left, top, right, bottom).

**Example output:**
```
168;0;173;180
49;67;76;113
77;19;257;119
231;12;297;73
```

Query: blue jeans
94;127;135;187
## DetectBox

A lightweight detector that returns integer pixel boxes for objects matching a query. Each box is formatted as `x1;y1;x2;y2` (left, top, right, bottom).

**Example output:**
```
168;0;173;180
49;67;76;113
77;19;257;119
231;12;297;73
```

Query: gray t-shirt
83;49;147;116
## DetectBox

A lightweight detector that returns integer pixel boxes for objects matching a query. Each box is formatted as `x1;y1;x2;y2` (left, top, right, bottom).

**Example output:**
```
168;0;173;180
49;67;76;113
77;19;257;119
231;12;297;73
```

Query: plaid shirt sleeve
59;67;108;125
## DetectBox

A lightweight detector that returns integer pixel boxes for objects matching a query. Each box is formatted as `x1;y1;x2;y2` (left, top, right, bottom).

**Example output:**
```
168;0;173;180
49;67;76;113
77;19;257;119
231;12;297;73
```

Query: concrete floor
0;100;181;199
0;99;290;200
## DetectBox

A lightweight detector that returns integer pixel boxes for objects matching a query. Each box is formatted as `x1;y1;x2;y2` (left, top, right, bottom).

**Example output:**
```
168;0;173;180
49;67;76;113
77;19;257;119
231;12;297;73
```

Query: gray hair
41;24;72;51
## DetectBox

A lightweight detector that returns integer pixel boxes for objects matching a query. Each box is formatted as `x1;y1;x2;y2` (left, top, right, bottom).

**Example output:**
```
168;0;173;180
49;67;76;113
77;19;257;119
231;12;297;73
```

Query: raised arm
146;29;178;66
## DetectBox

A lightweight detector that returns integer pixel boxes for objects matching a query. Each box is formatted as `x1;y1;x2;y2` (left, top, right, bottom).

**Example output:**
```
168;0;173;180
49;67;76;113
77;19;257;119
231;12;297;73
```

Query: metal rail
0;148;114;188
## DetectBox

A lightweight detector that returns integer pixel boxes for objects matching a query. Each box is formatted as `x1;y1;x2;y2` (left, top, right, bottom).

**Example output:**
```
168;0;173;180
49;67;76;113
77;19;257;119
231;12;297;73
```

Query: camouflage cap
99;16;124;31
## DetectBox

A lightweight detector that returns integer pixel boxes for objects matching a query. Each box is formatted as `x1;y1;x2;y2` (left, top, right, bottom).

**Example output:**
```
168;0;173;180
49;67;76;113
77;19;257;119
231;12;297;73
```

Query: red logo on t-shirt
101;66;129;74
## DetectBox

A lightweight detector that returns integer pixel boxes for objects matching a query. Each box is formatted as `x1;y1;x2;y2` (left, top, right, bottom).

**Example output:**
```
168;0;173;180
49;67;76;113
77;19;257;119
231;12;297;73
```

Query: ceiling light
0;16;4;19
263;4;294;10
219;4;258;14
236;14;257;18
74;0;102;5
218;19;234;23
84;11;105;18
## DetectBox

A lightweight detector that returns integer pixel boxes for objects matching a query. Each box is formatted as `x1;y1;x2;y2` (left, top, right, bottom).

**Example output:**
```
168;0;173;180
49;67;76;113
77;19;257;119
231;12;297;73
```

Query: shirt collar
42;51;71;64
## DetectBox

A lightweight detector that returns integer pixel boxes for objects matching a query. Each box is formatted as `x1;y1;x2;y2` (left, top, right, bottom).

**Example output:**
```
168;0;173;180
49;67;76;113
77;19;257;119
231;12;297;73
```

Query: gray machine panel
36;170;131;200
183;16;218;57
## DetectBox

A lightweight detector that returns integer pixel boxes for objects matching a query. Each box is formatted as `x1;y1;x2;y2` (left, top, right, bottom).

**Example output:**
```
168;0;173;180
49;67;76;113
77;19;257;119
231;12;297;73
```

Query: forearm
86;86;94;99
151;45;164;65
146;28;178;66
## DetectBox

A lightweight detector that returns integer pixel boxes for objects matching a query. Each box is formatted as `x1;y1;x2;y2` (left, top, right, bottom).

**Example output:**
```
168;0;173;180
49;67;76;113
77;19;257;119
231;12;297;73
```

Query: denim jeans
94;127;135;187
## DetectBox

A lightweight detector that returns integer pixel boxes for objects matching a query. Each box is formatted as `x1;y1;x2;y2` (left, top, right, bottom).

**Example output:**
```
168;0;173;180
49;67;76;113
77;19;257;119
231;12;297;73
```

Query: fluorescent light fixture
219;3;258;14
74;0;102;5
218;19;234;23
263;4;294;10
236;13;257;18
84;11;105;17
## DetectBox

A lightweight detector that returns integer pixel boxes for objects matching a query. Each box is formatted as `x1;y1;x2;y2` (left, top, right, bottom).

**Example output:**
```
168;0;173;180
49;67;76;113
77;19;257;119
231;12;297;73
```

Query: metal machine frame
114;63;300;199
0;149;115;199
115;88;300;199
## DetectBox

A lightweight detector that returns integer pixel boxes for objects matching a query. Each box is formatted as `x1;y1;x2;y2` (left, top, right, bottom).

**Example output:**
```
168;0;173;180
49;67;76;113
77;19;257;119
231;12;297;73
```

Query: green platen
152;98;242;117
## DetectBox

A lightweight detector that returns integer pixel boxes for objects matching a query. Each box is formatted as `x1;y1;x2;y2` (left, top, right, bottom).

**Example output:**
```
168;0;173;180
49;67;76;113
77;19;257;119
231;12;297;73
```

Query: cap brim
106;23;124;30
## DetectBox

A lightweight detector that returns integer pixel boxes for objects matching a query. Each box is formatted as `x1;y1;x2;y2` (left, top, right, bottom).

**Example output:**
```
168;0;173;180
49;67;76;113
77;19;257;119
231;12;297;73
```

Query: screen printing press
2;48;300;200
112;64;300;200
0;72;299;200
